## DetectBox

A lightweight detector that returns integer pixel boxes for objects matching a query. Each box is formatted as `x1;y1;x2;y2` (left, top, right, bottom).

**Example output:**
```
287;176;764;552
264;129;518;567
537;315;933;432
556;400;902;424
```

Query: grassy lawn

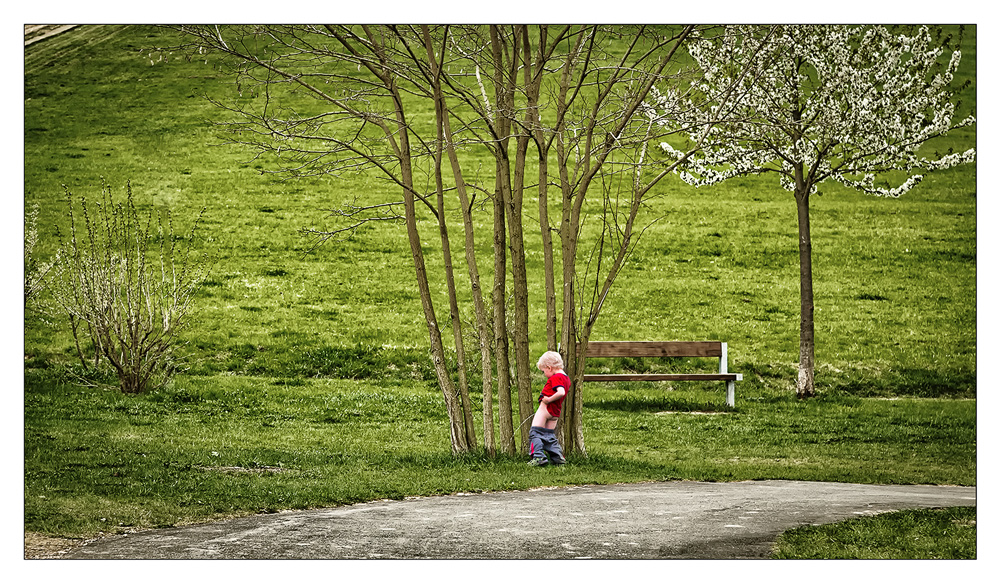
24;371;975;539
772;506;977;559
22;25;977;557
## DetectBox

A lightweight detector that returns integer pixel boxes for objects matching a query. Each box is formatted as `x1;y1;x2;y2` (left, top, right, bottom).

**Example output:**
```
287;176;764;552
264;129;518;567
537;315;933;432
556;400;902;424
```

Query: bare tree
539;26;702;453
645;25;976;398
167;25;720;455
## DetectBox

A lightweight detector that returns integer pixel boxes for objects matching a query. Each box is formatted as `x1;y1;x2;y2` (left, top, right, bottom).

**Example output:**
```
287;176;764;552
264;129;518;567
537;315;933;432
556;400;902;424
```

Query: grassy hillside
24;25;976;398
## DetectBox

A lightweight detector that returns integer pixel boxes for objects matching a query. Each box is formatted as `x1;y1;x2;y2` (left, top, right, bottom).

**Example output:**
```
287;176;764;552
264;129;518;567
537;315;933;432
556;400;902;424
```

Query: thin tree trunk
538;159;558;352
795;187;816;399
559;284;586;455
788;79;817;400
490;25;534;453
553;29;586;455
493;172;516;454
432;122;478;448
420;26;495;453
406;194;468;452
507;167;534;453
561;266;586;454
423;33;477;448
526;28;559;352
558;142;586;456
499;141;533;451
447;123;493;453
389;83;469;454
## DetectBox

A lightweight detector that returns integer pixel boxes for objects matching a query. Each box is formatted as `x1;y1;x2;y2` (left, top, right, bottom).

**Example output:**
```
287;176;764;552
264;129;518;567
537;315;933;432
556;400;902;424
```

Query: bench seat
579;340;742;406
583;373;742;382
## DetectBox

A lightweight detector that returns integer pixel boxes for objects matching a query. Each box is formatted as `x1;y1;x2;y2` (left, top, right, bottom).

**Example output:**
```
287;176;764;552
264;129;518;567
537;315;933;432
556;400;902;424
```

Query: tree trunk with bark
795;187;816;399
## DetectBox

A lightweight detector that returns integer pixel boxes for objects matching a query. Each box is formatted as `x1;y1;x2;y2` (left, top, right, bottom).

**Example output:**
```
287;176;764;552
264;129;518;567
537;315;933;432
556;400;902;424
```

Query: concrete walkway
64;480;975;559
24;25;78;46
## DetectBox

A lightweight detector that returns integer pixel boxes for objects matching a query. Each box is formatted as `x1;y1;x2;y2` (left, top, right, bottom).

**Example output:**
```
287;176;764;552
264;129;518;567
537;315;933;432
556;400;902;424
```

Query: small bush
49;180;209;393
23;203;54;313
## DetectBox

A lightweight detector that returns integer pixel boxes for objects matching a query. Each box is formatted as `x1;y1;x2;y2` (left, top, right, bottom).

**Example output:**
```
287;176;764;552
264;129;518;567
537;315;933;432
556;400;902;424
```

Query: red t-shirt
540;372;570;418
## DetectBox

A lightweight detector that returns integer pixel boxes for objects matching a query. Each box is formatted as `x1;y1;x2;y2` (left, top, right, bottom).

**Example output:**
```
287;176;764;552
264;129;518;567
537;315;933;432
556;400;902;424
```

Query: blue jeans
529;426;565;463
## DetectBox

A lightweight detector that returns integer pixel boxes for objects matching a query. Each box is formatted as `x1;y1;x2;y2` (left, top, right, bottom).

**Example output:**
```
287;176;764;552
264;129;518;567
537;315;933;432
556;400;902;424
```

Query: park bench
577;341;742;407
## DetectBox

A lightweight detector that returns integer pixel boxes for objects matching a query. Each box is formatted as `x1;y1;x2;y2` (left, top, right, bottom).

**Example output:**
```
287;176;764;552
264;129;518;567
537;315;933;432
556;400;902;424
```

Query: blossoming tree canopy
642;25;975;398
646;25;975;197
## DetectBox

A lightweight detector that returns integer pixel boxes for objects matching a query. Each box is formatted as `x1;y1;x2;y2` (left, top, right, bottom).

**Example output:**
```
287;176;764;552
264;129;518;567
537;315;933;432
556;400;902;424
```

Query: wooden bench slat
579;341;723;358
576;340;740;407
583;373;741;382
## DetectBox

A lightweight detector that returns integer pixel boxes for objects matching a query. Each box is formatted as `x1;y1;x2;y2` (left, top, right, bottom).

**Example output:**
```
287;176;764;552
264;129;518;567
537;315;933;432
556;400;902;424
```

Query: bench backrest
578;341;724;358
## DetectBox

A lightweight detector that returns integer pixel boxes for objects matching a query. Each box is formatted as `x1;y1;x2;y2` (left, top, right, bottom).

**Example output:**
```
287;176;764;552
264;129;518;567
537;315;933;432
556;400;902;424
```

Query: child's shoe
527;457;549;467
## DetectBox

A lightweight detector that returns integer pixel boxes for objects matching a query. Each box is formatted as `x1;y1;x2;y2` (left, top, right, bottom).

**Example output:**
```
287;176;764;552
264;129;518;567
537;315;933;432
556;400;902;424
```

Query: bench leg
726;380;735;408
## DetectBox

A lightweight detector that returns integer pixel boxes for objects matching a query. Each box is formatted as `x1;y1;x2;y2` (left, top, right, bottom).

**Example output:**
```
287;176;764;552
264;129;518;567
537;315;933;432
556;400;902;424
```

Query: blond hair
536;351;564;371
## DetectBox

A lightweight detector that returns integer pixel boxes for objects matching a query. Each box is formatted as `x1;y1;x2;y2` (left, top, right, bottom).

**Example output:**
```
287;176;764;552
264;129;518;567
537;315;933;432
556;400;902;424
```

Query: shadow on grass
826;367;976;399
387;450;682;479
586;393;735;414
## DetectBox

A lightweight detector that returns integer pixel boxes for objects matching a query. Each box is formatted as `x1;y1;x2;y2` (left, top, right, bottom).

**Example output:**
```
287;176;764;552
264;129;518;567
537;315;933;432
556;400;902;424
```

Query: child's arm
542;386;566;403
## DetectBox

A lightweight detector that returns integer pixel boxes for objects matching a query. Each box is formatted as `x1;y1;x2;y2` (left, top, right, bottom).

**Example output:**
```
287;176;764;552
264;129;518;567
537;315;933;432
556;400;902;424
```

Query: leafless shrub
50;181;208;393
24;203;54;315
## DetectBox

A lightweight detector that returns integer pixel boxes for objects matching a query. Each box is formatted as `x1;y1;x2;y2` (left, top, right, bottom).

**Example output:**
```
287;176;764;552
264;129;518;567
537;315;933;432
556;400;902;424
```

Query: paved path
65;480;975;559
24;25;78;46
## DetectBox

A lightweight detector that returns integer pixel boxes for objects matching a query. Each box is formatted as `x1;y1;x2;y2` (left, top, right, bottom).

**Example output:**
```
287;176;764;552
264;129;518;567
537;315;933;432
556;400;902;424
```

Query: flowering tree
644;25;976;398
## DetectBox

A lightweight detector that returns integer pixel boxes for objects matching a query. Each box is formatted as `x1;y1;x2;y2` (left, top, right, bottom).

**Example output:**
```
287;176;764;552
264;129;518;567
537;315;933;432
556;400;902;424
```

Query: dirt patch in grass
654;410;730;415
195;465;291;474
24;532;91;560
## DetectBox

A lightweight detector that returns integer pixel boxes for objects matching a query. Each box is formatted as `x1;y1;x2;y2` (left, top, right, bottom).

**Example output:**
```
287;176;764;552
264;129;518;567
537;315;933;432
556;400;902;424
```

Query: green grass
24;370;975;538
772;506;976;559
23;25;977;552
23;26;976;400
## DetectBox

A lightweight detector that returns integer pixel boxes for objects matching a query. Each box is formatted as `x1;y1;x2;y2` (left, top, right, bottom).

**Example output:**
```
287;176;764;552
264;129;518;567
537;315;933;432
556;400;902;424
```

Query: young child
528;351;569;466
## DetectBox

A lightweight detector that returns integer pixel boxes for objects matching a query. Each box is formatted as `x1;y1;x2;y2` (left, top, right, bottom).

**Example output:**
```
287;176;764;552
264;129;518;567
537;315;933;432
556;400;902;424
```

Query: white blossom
647;25;975;198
